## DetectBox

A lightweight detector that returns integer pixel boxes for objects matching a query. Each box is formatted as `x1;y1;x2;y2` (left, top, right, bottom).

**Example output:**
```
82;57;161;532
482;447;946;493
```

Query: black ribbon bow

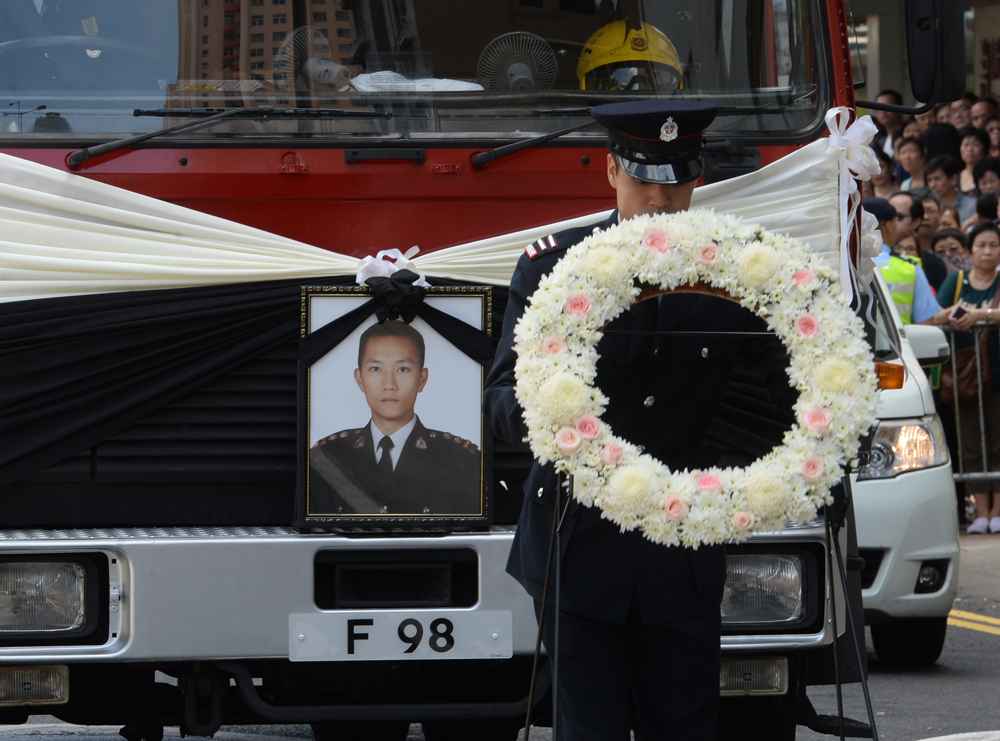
366;269;427;323
299;272;494;369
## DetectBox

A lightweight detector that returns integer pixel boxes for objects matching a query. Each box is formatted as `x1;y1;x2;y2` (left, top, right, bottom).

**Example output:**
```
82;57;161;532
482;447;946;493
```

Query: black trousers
535;596;722;741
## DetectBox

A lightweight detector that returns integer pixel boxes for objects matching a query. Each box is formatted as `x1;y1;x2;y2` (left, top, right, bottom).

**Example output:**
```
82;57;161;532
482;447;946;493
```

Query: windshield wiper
68;106;392;167
472;119;601;169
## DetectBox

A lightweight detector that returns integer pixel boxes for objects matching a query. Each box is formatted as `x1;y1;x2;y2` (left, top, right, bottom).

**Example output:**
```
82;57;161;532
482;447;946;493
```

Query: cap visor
619;156;703;185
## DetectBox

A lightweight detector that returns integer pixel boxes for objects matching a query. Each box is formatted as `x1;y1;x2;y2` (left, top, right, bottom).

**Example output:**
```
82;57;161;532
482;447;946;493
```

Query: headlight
721;555;804;625
0;563;86;633
856;415;949;480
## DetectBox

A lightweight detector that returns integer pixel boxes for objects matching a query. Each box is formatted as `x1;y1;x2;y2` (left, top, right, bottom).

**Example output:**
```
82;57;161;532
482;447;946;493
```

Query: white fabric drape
0;137;842;303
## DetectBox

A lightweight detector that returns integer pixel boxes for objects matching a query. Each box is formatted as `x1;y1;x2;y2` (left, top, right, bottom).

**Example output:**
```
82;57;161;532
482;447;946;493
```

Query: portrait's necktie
376;436;394;477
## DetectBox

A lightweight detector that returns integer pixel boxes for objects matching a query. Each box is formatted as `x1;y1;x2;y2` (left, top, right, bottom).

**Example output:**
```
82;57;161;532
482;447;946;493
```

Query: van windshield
0;0;825;141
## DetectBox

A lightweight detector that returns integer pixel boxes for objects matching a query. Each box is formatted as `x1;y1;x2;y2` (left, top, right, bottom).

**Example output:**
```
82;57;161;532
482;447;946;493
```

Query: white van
852;271;959;665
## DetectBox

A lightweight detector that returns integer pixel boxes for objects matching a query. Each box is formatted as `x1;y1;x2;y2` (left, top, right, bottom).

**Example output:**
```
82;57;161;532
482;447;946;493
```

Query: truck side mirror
905;0;965;105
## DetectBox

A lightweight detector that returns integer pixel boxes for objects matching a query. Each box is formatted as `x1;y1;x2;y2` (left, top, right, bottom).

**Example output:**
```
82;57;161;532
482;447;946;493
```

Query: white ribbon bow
824;107;880;190
356;247;430;287
824;107;880;302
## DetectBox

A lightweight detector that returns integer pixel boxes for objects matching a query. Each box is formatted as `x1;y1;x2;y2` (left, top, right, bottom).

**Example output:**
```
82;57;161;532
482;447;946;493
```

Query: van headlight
721;555;804;625
0;562;86;633
856;415;949;480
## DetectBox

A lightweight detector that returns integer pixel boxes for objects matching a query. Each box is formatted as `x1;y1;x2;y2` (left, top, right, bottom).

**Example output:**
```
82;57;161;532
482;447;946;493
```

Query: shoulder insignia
338;431;349;438
463;440;480;453
415;437;427;450
443;432;452;440
525;234;558;259
353;436;365;449
429;432;437;438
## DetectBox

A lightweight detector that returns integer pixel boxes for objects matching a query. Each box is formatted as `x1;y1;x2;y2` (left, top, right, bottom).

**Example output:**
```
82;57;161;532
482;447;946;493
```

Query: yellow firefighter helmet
576;20;683;92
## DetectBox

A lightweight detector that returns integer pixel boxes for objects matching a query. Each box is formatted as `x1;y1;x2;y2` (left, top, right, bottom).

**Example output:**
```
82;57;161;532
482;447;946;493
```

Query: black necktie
376;436;394;477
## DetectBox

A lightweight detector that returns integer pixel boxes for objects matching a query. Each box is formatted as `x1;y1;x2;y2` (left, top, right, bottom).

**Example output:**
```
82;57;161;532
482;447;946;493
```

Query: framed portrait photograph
298;285;491;528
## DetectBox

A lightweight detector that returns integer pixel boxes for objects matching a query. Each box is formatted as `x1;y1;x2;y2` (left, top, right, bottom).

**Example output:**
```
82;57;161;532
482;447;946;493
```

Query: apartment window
272;13;286;23
335;11;348;20
249;62;264;69
337;28;350;37
251;74;264;80
224;47;235;56
202;49;209;57
202;15;209;27
223;14;235;24
273;31;286;40
274;73;286;80
202;0;210;5
339;44;353;52
250;48;264;57
250;0;263;4
250;14;263;25
202;35;209;43
250;33;264;42
201;62;208;69
223;59;236;68
273;47;281;54
312;12;326;21
273;0;286;4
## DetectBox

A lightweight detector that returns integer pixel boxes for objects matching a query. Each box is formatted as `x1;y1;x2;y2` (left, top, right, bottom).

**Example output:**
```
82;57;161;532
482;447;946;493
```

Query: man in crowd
889;191;950;289
925;156;976;223
874;89;904;157
866;197;940;325
950;95;975;131
972;98;1000;130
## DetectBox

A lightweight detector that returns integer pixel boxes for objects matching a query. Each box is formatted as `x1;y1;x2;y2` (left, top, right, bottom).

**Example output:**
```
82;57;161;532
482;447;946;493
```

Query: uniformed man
309;320;481;516
485;100;794;740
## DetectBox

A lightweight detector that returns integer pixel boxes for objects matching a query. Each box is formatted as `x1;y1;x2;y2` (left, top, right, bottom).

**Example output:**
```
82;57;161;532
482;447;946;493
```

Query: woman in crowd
959;127;990;196
985;116;1000;158
932;228;972;271
974;156;1000;197
896;136;925;190
895;230;922;263
871;148;899;199
939;206;962;231
930;222;1000;534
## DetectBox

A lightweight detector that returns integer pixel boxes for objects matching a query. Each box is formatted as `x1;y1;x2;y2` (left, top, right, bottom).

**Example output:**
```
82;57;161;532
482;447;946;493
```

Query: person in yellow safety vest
863;197;941;324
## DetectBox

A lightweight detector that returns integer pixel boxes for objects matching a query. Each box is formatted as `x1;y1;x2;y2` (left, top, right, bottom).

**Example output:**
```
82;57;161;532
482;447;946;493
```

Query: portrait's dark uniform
485;212;792;740
309;417;481;515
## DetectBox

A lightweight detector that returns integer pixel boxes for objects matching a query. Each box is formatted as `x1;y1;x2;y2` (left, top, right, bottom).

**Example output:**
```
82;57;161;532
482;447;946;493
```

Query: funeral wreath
513;210;878;547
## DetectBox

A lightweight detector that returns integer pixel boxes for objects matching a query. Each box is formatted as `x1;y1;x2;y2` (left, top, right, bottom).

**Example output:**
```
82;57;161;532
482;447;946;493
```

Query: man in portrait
309;320;482;516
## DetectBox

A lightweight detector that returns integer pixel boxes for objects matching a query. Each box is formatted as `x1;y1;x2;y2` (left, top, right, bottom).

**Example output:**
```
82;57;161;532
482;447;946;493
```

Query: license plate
289;611;513;662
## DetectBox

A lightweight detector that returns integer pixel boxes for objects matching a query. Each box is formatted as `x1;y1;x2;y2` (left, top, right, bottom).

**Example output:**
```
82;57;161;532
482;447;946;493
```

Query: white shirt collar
370;416;418;470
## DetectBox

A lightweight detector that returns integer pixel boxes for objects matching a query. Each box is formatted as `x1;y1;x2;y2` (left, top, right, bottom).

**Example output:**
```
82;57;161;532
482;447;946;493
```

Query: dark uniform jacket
309;416;481;516
485;212;791;626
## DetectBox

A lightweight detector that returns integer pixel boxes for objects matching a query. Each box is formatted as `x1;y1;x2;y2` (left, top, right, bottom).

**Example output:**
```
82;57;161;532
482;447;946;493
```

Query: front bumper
852;462;960;621
0;523;840;662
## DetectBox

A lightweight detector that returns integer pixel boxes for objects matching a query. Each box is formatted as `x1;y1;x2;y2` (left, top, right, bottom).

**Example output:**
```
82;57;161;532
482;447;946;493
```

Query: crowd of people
862;92;1000;535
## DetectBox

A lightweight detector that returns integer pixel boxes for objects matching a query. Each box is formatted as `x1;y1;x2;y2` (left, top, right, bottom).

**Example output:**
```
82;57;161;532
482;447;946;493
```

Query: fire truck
0;0;964;738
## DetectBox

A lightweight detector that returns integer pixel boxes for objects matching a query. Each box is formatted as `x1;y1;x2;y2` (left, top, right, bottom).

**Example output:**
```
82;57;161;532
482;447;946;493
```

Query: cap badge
659;117;679;142
631;36;647;51
415;437;427;450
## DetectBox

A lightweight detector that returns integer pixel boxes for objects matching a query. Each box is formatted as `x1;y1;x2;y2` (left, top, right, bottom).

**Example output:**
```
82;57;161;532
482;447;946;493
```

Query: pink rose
599;444;623;466
732;511;755;530
664;494;689;521
793;268;813;285
795;313;820;338
802;456;824;482
699;242;719;266
542;334;568;356
802;407;833;435
575;414;602;440
554;426;582;455
564;292;592;316
643;228;672;253
696;473;723;496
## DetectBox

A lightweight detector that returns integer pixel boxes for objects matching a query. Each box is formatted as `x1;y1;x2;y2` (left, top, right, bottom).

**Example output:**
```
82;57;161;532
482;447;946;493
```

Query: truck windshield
0;0;825;141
